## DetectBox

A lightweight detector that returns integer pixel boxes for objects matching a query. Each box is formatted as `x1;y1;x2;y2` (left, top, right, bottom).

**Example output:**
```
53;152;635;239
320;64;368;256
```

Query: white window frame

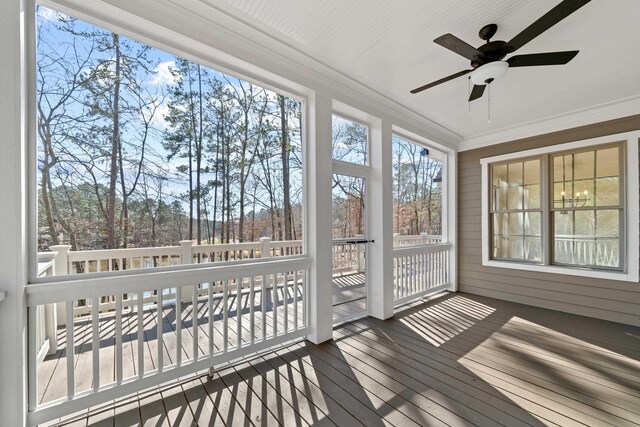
480;131;639;282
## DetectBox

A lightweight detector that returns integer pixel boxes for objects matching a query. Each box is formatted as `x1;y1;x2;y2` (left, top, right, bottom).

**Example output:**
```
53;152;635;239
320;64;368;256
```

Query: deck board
39;292;640;427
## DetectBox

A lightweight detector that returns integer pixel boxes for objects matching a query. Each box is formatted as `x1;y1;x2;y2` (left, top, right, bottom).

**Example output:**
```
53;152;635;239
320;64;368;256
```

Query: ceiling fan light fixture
470;61;508;86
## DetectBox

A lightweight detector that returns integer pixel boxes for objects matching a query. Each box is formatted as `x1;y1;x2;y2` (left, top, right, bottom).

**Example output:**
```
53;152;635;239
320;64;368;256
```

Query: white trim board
460;95;640;152
480;131;640;283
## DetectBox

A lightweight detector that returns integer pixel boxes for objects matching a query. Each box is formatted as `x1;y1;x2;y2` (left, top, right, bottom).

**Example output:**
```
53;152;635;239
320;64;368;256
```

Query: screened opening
392;136;443;247
331;115;368;165
35;6;304;277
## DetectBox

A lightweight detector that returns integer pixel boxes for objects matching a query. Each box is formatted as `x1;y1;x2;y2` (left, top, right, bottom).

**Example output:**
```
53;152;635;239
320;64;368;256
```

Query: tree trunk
280;96;292;240
106;33;121;249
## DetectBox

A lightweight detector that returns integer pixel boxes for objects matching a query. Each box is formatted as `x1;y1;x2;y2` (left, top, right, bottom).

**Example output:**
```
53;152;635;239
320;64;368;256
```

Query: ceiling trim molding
458;95;640;152
45;0;462;149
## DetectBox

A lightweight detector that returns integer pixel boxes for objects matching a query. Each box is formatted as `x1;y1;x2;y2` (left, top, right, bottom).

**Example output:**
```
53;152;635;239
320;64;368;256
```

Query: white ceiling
197;0;640;143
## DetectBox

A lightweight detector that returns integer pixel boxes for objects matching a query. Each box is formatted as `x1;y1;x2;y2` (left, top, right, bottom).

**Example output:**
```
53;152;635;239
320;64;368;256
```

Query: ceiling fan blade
469;84;486;101
410;69;471;94
434;34;484;60
505;0;590;53
508;50;579;67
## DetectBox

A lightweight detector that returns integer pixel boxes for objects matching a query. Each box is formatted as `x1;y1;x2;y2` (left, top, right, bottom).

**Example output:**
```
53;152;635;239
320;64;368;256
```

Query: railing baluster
157;288;163;372
176;286;182;367
293;270;299;331
115;294;123;385
66;300;74;400
272;273;278;337
222;280;228;352
236;277;242;350
261;274;267;341
137;291;144;379
208;281;214;356
192;284;198;362
249;276;255;344
284;271;289;334
92;296;100;391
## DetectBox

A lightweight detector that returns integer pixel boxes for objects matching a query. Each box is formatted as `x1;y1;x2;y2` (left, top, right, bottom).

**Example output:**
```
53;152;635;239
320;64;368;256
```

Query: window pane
508;212;523;236
332;116;367;165
595;177;619;206
523;160;540;185
507;187;523;210
392;136;443;244
597;147;619;178
573;151;594;180
508;162;523;186
524;212;540;236
493;185;507;211
573;179;594;207
554;154;572;182
524;184;540;209
524;237;542;262
554;182;571;209
493;164;507;186
36;7;304;276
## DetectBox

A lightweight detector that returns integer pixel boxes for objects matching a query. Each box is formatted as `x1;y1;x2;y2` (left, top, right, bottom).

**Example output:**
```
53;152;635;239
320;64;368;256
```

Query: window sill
482;259;638;282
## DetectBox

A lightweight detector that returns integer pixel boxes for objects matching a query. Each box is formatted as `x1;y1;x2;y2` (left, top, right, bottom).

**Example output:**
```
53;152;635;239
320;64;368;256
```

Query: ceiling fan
410;0;590;101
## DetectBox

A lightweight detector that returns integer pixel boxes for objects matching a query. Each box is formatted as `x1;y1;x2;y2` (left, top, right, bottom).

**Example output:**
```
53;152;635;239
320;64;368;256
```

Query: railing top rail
27;255;312;306
66;246;181;260
269;240;303;248
192;242;261;252
393;242;453;257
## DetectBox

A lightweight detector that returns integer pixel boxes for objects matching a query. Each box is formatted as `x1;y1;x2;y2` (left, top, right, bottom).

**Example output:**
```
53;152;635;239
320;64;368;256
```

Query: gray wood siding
457;115;640;326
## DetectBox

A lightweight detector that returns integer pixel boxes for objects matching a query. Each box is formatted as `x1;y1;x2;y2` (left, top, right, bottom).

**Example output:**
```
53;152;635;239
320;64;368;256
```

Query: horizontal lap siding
457;114;640;326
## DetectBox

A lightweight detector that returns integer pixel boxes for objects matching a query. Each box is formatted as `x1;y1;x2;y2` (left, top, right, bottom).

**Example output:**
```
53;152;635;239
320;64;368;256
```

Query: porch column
368;120;394;319
306;93;333;344
0;0;27;424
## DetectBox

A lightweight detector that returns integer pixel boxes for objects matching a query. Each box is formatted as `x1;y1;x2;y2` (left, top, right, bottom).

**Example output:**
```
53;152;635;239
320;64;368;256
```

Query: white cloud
149;61;178;86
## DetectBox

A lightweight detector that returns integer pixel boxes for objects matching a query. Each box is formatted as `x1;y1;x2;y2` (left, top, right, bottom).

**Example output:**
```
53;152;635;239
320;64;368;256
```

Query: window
551;145;623;268
481;135;639;282
35;6;304;277
490;159;542;262
392;136;443;246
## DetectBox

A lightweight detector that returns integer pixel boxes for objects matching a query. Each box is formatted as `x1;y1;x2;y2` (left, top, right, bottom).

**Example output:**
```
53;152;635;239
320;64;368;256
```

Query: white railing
393;243;452;306
332;240;365;275
554;236;619;267
48;238;304;276
27;256;311;426
393;233;442;247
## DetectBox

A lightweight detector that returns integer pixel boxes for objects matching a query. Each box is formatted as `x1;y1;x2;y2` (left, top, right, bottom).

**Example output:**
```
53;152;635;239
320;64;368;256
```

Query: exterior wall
458;114;640;326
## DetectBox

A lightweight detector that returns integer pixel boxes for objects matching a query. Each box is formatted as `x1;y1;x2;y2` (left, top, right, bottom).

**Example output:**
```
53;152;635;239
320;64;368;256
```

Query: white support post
0;0;27;424
50;245;71;326
50;244;71;276
260;236;272;258
445;150;458;292
180;240;194;303
355;234;365;273
368;120;394;319
306;93;333;344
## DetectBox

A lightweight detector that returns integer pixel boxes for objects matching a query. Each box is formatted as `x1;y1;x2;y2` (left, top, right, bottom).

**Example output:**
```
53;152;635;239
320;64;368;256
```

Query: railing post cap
179;240;194;246
259;236;272;242
49;244;72;252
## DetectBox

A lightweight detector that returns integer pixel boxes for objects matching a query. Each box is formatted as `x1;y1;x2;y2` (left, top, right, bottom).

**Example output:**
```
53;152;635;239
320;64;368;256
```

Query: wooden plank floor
41;292;640;426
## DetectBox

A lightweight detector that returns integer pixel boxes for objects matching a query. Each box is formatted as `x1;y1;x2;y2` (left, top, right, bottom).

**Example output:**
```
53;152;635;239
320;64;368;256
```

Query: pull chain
467;77;471;115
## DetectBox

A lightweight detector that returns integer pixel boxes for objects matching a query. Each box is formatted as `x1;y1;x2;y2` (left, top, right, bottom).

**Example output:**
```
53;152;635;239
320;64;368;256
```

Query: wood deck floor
41;292;640;427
